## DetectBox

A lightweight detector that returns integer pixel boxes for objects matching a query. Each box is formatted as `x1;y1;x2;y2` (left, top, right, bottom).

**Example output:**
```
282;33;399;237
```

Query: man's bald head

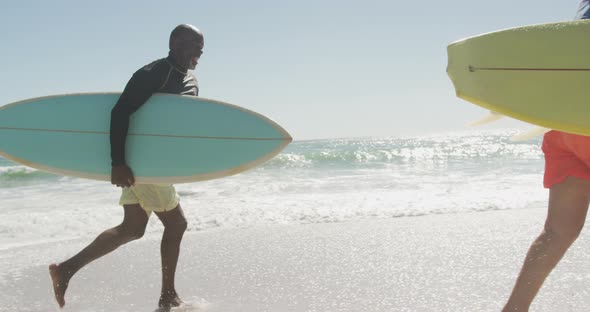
168;24;204;71
169;24;204;50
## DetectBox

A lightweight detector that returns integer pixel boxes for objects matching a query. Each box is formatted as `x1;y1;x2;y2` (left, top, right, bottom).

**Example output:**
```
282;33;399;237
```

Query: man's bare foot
159;290;184;308
49;264;71;308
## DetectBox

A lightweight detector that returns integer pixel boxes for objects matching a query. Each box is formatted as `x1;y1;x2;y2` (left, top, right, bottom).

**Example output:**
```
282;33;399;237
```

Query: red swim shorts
543;130;590;188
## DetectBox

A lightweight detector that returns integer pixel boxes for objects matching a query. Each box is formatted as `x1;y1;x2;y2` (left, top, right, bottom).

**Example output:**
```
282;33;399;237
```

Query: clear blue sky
0;0;576;140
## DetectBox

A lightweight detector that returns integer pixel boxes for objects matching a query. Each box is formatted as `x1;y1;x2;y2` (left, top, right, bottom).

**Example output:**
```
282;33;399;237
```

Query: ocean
0;129;547;251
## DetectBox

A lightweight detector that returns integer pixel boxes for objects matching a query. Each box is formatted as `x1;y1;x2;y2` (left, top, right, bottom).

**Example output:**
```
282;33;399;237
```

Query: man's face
175;36;204;70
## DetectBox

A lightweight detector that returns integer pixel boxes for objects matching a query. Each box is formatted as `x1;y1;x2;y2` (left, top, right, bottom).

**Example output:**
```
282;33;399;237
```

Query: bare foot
49;264;70;308
159;290;184;308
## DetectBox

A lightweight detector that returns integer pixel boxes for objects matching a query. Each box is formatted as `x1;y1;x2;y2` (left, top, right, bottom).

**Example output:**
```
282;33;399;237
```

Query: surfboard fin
468;111;504;127
510;127;550;141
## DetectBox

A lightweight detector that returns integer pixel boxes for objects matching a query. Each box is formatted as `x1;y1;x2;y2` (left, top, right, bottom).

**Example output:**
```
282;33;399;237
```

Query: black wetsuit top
110;55;199;166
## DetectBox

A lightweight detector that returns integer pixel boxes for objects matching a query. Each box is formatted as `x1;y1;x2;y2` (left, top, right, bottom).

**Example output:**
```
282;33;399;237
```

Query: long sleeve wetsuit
110;55;199;166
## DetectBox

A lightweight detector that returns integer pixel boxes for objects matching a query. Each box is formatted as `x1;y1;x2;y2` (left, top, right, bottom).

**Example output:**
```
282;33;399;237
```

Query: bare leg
503;177;590;311
155;204;188;307
49;204;149;308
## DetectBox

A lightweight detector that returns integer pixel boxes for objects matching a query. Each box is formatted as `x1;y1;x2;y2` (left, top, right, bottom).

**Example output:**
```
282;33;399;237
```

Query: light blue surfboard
0;93;292;184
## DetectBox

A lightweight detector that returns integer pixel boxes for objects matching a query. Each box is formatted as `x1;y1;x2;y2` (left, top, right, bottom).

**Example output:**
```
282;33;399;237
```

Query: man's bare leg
154;204;188;307
49;204;149;308
503;177;590;311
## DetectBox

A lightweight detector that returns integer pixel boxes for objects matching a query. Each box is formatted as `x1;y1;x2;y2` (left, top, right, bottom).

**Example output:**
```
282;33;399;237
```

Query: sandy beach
1;206;589;312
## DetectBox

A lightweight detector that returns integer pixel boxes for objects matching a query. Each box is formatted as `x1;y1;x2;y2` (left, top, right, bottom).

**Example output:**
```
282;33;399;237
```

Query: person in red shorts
503;132;590;311
502;4;590;311
502;6;590;310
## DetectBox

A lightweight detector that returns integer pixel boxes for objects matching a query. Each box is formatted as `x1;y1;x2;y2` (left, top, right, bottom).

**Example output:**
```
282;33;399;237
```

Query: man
49;24;204;309
502;3;590;310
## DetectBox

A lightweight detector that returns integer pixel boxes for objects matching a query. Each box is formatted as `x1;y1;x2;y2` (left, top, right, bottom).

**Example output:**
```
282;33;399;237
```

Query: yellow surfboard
447;20;590;136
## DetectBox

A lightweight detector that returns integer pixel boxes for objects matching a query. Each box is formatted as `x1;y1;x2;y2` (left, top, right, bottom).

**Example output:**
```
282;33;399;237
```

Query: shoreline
2;207;590;311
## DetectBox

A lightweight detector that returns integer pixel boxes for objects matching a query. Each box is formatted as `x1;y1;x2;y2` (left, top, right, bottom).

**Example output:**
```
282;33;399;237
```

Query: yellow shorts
119;184;180;216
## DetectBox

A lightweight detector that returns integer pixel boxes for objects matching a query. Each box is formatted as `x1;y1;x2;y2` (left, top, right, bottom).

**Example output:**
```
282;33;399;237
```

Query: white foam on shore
0;166;547;250
0;133;547;250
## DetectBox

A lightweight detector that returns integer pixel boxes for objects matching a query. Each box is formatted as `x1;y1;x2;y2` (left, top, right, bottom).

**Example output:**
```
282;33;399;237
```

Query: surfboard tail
468;111;504;127
510;127;551;141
